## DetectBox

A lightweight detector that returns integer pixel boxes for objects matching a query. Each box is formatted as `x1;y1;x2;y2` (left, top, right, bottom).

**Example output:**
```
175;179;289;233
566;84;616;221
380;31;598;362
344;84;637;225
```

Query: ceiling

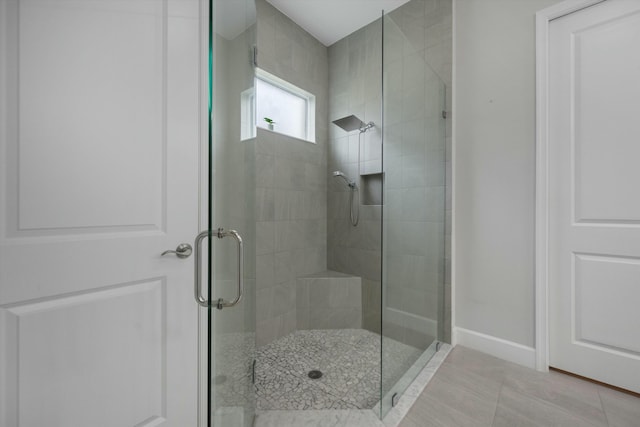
266;0;412;46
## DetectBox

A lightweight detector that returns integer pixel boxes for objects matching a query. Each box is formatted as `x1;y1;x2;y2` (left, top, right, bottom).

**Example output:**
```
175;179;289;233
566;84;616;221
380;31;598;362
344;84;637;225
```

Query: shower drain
308;370;323;380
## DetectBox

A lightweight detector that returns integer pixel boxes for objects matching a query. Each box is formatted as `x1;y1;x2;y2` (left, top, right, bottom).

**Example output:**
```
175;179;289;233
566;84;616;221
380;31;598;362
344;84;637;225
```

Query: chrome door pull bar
194;228;244;309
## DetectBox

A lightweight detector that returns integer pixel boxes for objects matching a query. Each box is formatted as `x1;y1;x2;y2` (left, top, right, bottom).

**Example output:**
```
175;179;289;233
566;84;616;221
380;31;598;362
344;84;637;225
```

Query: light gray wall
254;0;329;347
454;0;562;348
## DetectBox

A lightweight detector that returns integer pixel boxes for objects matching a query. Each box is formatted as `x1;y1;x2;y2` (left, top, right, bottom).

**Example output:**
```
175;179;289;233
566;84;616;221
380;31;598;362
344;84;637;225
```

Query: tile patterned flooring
251;332;640;427
398;346;640;427
255;344;640;426
255;329;423;411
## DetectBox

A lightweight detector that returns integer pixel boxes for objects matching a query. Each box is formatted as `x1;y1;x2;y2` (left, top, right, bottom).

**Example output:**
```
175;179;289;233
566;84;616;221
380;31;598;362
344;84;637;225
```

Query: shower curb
382;343;453;427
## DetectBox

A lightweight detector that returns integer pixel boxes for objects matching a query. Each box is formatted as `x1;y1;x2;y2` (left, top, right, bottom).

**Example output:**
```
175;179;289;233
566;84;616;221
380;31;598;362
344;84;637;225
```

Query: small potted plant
264;117;275;131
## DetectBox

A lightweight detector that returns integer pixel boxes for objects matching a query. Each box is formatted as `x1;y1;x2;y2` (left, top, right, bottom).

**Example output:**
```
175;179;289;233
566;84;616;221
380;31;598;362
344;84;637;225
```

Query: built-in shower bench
296;270;362;330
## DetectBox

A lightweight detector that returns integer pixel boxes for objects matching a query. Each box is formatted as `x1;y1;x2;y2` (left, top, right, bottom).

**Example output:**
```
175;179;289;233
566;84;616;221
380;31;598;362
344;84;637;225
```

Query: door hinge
252;45;258;67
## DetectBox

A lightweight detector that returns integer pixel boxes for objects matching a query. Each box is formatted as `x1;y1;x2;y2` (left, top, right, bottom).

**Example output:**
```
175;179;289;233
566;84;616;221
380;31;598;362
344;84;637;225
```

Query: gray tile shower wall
383;0;451;348
253;0;451;347
296;271;362;330
254;0;329;347
327;0;452;342
327;17;384;335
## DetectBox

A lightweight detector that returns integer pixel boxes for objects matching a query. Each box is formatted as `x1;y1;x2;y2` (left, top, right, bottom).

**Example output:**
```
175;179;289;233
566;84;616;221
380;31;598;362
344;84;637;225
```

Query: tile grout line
596;387;611;427
489;376;506;427
498;382;608;427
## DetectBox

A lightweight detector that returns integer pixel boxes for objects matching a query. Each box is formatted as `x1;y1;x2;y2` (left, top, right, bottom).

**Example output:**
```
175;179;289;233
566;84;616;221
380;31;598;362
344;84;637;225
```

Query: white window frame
240;87;255;141
254;68;316;143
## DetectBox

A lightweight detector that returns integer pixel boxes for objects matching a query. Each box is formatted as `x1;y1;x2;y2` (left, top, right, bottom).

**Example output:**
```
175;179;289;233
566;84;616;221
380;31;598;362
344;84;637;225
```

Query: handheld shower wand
332;171;359;226
332;171;356;188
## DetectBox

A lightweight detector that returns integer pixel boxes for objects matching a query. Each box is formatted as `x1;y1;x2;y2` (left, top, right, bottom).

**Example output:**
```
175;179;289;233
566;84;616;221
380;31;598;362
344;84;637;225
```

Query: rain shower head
332;115;375;132
332;115;364;132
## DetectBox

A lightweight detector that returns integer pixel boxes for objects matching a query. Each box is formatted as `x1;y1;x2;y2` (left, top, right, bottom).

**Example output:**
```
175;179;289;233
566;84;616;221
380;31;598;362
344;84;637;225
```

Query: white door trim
534;0;605;372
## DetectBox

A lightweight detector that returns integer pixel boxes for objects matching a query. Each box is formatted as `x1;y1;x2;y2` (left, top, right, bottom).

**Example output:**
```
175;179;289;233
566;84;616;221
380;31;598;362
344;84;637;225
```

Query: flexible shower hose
349;129;365;227
349;185;359;226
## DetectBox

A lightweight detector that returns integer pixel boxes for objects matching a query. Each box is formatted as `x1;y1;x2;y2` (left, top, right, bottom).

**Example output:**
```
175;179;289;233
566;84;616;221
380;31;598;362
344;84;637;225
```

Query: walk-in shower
212;0;450;424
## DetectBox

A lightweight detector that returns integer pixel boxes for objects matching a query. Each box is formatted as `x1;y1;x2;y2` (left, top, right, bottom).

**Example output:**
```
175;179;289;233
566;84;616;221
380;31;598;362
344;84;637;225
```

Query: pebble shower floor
255;329;422;411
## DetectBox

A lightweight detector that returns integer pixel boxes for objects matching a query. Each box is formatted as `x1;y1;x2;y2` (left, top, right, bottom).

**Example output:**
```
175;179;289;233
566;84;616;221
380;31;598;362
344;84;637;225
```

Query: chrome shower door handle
194;228;244;310
216;229;244;309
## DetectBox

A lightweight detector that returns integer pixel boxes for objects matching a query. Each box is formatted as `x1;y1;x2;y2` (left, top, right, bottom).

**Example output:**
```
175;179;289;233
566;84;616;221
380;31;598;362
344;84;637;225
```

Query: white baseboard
453;327;536;369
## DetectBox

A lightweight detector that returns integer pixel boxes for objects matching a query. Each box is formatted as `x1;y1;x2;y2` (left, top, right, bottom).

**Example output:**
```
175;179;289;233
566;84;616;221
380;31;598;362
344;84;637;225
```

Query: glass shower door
205;0;257;425
380;10;447;418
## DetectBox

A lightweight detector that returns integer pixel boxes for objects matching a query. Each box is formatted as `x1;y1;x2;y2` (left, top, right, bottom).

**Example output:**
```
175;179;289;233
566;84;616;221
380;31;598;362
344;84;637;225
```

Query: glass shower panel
380;11;446;419
209;0;256;425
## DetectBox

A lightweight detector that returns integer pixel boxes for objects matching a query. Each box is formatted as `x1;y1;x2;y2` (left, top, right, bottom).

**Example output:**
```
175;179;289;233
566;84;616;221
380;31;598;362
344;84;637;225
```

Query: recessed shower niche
361;173;383;206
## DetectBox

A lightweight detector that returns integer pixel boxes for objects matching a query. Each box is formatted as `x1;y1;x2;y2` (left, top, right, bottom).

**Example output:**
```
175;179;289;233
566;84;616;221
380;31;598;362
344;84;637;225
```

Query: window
253;68;316;143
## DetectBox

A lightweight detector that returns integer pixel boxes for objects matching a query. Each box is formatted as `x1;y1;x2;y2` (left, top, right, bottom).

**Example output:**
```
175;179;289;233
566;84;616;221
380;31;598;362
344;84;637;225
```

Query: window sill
257;126;316;144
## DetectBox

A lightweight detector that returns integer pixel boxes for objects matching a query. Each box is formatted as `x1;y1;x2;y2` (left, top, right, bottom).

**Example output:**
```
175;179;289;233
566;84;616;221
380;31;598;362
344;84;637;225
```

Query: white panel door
0;0;201;425
549;0;640;393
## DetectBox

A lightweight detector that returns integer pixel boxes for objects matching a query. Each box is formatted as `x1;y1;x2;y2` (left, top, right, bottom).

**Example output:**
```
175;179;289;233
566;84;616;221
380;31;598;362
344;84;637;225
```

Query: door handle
161;243;193;259
194;228;244;309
